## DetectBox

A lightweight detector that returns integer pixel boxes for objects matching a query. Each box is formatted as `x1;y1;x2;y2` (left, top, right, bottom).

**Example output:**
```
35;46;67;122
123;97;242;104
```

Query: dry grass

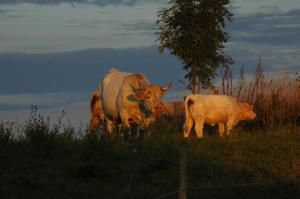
218;61;300;128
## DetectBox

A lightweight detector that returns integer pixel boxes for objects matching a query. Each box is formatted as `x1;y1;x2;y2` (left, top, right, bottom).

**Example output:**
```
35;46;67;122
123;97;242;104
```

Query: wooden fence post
178;141;187;199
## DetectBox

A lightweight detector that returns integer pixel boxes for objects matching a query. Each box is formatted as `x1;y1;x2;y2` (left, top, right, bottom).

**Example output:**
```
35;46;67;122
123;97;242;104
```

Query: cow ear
127;90;145;102
244;103;253;110
160;82;172;93
244;103;250;108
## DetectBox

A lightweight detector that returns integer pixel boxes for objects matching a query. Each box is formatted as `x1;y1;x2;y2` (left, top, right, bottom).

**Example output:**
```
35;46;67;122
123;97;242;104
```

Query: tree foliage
156;0;234;93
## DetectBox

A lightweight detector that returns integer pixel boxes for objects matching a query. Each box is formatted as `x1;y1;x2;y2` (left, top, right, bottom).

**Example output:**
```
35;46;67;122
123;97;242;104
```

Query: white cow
100;68;171;133
183;94;256;138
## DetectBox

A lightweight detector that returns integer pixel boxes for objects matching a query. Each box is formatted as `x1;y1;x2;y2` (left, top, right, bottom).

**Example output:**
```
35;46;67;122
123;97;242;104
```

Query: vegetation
218;62;300;128
156;0;234;93
1;108;300;198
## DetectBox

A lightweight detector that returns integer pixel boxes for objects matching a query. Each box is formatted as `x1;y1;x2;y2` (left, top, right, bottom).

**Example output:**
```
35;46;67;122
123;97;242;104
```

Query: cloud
118;21;156;37
0;44;298;125
0;8;12;14
0;46;184;95
0;99;90;129
228;9;300;46
226;41;300;77
0;0;134;6
0;8;24;19
0;0;165;6
0;2;163;52
123;21;155;31
231;0;300;15
223;9;300;75
0;92;89;129
0;7;26;20
0;43;298;97
0;92;89;110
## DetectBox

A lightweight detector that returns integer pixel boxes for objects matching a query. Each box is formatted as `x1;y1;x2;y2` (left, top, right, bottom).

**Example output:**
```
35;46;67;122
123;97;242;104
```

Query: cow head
133;82;172;115
240;103;256;120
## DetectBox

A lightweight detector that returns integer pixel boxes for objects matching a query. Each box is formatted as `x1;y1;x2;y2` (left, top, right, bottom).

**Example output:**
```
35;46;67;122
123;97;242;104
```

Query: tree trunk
192;64;196;94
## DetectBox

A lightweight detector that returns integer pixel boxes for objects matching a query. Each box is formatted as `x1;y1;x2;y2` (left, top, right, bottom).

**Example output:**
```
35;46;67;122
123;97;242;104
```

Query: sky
0;0;299;128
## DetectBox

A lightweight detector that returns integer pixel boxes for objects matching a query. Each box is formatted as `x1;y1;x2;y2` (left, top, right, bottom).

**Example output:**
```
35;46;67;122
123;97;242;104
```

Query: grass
1;110;300;199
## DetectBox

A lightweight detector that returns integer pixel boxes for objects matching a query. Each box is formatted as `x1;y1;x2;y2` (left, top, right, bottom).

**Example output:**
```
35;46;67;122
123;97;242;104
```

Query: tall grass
220;61;300;128
1;110;300;198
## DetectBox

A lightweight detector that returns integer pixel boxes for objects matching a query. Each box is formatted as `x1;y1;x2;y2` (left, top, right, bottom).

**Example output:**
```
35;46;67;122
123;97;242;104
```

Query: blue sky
0;0;299;127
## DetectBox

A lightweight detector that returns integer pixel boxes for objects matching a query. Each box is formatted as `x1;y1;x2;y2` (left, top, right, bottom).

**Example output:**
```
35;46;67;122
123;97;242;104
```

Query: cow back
101;68;130;119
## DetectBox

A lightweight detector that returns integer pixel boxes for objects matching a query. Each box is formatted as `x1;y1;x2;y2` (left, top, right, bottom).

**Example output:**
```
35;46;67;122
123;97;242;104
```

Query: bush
0;121;13;145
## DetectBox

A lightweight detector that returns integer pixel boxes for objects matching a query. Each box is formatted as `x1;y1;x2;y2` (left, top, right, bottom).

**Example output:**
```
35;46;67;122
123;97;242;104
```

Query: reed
219;61;300;127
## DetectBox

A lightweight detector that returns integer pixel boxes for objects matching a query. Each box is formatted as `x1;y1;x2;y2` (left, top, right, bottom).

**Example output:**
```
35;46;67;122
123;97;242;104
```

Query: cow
100;68;172;133
161;101;185;118
89;89;105;131
183;94;256;138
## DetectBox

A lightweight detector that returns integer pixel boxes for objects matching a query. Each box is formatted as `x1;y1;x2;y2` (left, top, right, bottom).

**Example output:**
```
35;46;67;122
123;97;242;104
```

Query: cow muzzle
153;106;163;117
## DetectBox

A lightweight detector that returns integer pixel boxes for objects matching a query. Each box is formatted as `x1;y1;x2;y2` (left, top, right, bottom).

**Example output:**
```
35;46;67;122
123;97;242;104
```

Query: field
1;112;300;199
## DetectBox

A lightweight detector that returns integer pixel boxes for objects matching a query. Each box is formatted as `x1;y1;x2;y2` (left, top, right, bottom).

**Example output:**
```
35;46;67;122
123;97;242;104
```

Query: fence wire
152;181;294;199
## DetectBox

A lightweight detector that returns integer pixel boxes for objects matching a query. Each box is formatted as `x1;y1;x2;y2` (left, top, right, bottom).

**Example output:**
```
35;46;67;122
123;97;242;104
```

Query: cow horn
161;82;172;92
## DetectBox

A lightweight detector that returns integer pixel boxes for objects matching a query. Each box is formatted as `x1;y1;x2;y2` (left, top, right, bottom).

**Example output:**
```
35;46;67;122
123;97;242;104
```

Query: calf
183;94;256;138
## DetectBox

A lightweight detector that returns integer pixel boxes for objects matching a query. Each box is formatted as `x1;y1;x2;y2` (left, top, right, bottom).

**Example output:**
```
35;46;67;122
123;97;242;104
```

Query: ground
0;118;300;199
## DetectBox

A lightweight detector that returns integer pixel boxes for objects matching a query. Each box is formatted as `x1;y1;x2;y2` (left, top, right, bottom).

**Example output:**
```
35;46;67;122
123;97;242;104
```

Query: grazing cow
162;101;185;118
183;94;256;138
100;68;172;133
89;89;105;131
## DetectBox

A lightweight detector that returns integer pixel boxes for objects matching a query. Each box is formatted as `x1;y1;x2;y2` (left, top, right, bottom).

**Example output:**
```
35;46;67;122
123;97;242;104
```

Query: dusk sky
0;0;299;127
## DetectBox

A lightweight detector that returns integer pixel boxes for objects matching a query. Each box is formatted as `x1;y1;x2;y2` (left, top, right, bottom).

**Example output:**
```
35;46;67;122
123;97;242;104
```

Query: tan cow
100;68;172;133
162;101;185;118
89;89;105;131
183;94;256;138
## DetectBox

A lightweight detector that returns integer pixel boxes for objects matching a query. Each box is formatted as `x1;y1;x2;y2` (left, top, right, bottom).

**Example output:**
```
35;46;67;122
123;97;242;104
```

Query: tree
156;0;234;93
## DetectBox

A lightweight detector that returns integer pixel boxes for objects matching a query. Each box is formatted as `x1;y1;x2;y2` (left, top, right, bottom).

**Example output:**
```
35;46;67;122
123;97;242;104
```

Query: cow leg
117;123;122;131
106;118;114;134
124;120;131;129
218;123;225;136
194;119;204;138
226;118;235;135
183;118;193;138
120;110;131;129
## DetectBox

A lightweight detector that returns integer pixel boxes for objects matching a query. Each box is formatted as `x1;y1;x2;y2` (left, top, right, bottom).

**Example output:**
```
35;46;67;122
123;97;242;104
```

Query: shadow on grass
0;108;300;199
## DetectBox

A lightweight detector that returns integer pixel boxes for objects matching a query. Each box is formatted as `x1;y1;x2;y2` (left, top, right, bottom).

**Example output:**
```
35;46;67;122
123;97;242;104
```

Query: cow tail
184;95;194;128
90;92;96;112
90;91;99;112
